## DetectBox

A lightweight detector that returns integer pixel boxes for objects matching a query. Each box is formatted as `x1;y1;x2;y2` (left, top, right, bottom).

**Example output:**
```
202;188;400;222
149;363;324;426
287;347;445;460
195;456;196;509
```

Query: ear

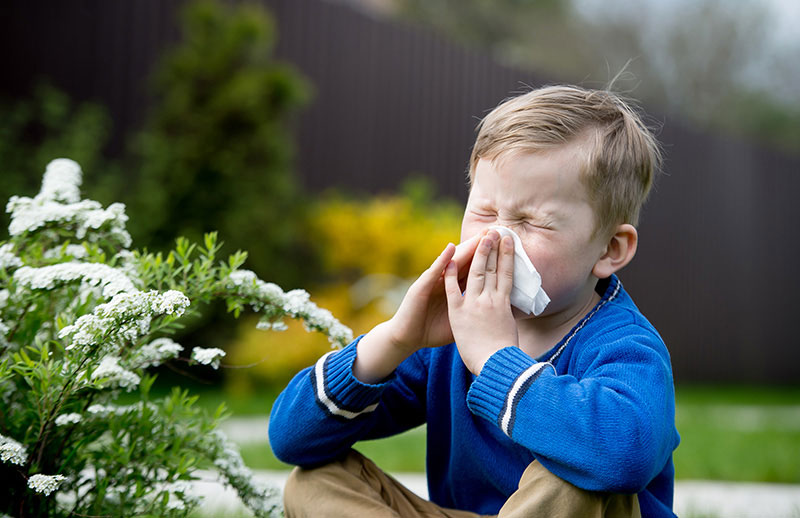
592;224;638;279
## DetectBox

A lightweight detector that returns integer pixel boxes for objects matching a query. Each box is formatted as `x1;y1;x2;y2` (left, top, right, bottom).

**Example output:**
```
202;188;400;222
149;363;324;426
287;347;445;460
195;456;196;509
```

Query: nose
490;219;522;232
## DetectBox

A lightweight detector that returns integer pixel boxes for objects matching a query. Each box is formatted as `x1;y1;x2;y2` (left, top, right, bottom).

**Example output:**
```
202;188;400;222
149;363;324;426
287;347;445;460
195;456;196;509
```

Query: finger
453;233;482;267
497;235;515;298
424;243;456;281
443;260;463;309
485;233;499;290
466;233;494;297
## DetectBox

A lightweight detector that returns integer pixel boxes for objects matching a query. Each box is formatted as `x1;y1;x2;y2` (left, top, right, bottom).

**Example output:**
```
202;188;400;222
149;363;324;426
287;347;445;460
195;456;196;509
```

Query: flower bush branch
0;158;351;517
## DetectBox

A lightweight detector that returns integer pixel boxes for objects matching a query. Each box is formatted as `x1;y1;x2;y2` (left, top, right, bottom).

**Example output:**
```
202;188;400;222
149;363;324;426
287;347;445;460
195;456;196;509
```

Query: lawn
149;383;800;483
673;385;800;482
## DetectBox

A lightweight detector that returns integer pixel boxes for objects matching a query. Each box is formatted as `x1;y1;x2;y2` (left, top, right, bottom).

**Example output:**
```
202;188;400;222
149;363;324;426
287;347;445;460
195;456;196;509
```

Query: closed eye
521;220;554;231
470;209;496;220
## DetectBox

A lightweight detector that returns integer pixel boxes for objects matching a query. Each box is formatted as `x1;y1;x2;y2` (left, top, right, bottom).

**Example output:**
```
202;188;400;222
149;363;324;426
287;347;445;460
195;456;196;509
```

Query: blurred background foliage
0;83;121;231
226;183;462;394
0;0;465;393
307;179;463;281
130;0;314;289
391;0;800;154
2;0;798;395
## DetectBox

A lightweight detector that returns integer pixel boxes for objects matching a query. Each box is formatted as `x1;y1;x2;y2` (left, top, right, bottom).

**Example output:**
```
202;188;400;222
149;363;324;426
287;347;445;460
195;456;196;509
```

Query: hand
384;234;482;352
354;235;482;383
444;230;519;375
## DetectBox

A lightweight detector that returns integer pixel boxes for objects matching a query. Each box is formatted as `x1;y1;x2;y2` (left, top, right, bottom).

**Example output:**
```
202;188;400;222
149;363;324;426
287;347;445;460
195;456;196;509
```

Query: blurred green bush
0;83;120;231
130;0;313;288
1;1;314;289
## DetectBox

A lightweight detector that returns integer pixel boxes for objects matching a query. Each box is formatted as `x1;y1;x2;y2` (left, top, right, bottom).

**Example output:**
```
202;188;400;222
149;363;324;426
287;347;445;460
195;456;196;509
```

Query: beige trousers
283;450;641;518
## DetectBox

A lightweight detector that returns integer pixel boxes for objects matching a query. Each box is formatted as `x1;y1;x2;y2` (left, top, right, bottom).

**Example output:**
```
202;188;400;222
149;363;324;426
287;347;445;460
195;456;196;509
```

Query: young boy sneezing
269;85;681;518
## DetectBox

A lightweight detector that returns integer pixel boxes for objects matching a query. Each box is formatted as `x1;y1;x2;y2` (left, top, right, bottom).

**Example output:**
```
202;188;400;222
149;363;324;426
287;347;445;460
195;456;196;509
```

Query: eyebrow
470;199;557;225
468;187;563;221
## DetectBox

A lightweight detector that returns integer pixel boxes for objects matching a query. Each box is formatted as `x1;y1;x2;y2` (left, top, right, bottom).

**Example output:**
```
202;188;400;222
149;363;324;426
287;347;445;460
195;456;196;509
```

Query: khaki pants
284;450;640;518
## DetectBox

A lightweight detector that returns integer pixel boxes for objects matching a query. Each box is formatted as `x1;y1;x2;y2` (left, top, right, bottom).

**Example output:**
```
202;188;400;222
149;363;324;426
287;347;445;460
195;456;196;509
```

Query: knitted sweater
269;275;680;517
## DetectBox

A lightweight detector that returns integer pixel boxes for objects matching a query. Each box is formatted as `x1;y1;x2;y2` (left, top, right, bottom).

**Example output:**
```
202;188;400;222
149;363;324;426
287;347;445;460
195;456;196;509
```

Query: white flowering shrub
0;159;353;517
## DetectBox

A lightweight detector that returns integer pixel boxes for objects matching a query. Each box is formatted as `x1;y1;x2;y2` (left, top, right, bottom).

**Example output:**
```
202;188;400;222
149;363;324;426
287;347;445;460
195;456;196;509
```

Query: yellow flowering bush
225;190;464;392
308;192;463;278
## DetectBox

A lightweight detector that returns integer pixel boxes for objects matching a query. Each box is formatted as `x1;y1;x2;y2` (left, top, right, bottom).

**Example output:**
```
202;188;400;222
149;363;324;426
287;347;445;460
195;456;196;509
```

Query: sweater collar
537;275;622;364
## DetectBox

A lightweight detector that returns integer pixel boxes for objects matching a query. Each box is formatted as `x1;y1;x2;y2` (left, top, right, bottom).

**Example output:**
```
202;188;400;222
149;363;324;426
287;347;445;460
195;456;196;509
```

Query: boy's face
460;142;609;319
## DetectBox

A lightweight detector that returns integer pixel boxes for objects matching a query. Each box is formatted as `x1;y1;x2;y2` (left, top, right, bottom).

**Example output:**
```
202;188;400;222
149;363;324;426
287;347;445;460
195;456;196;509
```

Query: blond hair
469;85;662;237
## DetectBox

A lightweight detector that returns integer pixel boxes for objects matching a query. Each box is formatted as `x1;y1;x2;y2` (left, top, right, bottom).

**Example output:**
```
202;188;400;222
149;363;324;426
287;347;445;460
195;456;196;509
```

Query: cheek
526;246;560;281
460;216;485;243
518;235;551;268
519;239;572;290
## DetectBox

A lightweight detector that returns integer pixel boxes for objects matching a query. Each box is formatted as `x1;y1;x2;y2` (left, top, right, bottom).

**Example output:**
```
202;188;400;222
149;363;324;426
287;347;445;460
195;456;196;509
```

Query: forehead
470;142;592;207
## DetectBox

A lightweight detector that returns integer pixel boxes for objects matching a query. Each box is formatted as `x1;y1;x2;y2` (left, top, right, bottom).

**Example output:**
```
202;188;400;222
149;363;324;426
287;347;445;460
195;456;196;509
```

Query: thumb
443;260;463;308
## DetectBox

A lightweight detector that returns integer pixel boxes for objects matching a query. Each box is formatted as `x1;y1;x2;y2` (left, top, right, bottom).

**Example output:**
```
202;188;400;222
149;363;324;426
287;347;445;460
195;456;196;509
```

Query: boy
269;85;680;517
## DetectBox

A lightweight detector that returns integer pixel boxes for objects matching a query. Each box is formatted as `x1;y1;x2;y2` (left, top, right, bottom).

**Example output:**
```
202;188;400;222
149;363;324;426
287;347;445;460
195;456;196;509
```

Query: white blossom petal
0;434;28;465
0;243;22;270
191;347;226;369
55;413;82;426
27;474;67;496
91;356;141;391
14;262;136;299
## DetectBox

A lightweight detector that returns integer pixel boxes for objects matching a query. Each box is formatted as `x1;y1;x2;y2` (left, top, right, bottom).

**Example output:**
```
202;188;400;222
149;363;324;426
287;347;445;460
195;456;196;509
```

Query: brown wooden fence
2;0;799;383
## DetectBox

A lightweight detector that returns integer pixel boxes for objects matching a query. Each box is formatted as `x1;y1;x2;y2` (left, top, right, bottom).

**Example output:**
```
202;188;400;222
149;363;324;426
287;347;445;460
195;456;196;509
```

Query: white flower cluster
96;477;199;513
255;320;288;332
163;480;201;511
91;356;141;391
86;401;158;418
6;159;131;247
27;473;67;496
58;289;190;352
0;243;22;270
210;430;282;517
55;413;83;426
86;404;117;417
227;269;353;347
283;289;311;314
39;158;82;203
14;262;136;300
112;249;142;286
133;337;184;369
0;289;9;309
191;347;226;370
43;244;88;260
0;433;28;465
152;290;191;315
0;320;9;339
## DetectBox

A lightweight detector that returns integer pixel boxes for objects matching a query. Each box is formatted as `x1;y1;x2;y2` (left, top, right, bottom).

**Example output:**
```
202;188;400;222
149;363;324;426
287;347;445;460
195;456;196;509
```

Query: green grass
354;426;428;472
235;426;428;472
674;384;800;483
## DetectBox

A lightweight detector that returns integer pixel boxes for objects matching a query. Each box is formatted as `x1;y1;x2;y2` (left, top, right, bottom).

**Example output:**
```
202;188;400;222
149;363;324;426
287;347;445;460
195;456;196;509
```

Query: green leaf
204;232;217;252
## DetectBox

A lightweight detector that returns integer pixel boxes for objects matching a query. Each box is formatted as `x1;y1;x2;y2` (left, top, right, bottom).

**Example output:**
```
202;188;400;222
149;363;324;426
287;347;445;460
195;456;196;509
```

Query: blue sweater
269;275;680;517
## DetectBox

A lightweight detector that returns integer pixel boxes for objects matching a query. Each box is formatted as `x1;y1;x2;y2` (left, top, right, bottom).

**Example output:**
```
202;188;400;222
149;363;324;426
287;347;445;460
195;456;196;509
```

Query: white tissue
489;226;550;316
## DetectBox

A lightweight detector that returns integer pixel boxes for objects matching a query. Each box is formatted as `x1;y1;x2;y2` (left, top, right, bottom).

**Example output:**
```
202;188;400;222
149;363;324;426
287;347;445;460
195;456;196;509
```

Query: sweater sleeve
466;326;678;493
268;337;428;467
